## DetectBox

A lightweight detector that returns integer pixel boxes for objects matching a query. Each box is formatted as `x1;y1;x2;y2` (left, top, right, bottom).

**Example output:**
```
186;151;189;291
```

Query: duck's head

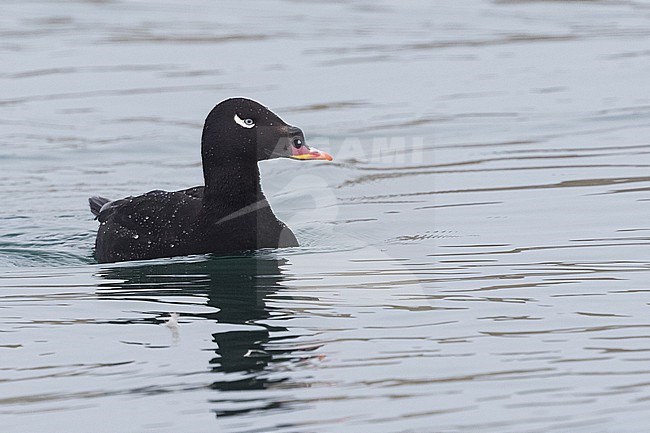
201;97;333;165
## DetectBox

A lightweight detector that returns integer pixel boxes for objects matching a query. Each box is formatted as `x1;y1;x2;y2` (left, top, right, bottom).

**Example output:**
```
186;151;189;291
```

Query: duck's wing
178;185;204;199
92;189;202;262
89;186;204;221
106;189;201;226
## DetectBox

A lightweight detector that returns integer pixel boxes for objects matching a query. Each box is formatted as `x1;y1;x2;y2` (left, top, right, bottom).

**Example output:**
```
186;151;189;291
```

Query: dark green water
1;0;650;431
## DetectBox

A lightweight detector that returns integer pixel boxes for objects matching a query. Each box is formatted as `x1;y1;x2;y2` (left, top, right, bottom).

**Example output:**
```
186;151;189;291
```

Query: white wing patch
234;114;255;128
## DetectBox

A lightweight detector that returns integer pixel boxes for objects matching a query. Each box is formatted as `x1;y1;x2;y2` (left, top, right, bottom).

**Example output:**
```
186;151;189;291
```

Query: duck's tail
89;196;111;219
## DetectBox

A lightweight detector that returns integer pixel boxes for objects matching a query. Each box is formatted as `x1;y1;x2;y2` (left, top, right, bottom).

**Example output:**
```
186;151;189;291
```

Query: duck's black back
94;187;297;263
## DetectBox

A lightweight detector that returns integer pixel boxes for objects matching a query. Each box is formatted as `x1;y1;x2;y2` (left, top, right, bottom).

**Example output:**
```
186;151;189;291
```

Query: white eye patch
234;114;255;128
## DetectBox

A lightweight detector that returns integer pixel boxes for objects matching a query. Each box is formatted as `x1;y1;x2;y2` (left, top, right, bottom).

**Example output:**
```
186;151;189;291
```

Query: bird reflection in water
96;254;321;415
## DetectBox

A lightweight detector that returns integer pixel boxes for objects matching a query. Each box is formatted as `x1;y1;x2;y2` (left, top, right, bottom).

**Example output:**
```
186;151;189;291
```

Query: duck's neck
200;124;269;214
202;156;266;213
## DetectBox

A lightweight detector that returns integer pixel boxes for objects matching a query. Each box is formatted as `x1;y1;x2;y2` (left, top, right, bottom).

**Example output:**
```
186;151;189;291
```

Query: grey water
1;0;650;432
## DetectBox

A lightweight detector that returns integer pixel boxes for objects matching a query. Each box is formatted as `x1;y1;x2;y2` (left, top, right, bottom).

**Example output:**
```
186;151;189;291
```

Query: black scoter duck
89;97;332;263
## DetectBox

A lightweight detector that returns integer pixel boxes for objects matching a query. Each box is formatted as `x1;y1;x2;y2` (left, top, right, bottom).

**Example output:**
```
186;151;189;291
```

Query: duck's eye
234;114;255;129
292;137;303;148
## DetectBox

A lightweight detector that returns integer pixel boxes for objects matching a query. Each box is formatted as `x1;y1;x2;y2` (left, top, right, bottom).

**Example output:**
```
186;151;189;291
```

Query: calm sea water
2;0;650;432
